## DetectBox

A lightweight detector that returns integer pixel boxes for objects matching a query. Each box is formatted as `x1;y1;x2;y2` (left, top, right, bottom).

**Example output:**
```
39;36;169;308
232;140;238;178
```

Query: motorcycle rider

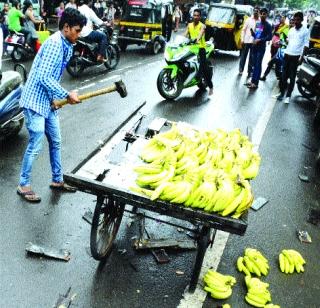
8;0;32;49
77;0;109;63
184;8;213;95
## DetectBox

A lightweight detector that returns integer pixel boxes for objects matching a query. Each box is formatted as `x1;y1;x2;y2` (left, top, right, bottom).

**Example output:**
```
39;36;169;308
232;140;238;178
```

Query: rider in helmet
77;0;109;62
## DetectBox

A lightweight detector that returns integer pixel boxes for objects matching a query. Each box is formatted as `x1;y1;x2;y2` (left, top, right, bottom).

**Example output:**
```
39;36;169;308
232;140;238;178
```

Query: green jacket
8;7;24;32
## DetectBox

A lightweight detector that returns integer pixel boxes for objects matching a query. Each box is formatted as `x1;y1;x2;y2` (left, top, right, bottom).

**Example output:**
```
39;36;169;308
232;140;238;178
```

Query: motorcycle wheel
11;47;25;62
104;45;120;70
297;82;316;100
119;42;127;52
157;69;183;100
66;55;85;78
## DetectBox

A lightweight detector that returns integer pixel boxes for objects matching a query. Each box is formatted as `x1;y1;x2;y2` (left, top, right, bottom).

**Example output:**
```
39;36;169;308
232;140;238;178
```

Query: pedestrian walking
173;5;182;32
239;7;259;77
246;8;272;90
277;11;309;104
17;8;86;203
270;14;288;58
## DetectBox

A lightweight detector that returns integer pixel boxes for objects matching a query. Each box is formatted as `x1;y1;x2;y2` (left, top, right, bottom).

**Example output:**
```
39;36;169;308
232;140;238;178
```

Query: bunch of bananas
245;276;273;307
131;123;260;217
264;305;281;308
279;249;306;274
237;248;269;277
203;270;236;300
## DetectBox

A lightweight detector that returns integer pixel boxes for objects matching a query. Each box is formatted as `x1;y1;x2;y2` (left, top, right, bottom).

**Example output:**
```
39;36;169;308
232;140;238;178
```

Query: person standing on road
246;8;272;89
185;8;213;95
17;8;86;203
277;11;309;104
173;5;182;32
239;7;259;77
65;0;77;9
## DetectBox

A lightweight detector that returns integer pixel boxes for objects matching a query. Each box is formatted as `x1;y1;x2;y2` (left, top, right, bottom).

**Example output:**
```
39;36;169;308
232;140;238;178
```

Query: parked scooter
66;25;120;78
297;49;320;100
157;35;214;100
0;64;27;141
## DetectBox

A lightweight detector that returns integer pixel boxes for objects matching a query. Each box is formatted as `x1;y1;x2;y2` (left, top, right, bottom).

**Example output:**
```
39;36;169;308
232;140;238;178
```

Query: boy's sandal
49;182;77;192
17;188;41;203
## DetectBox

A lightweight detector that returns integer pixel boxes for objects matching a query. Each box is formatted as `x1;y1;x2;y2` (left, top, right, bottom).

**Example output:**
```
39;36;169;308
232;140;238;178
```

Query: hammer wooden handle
52;84;117;109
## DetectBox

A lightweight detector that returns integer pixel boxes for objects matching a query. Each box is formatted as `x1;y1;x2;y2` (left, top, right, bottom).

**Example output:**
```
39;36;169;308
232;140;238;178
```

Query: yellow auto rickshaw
205;3;251;51
309;16;320;50
118;0;166;54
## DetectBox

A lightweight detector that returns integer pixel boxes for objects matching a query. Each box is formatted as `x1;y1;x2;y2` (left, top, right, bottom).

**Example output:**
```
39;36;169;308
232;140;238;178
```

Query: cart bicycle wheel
90;195;125;260
189;226;215;292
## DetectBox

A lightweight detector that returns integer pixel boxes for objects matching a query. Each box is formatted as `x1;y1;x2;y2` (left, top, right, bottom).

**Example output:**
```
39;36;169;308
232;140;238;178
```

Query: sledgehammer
52;80;127;109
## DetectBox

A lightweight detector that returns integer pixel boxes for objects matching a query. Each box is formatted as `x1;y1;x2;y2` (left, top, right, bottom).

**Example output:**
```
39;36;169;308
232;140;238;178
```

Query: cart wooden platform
64;109;248;292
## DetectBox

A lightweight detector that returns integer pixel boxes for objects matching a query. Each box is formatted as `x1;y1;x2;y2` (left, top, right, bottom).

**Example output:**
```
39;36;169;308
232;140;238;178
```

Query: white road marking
99;75;121;83
178;85;279;308
77;83;96;90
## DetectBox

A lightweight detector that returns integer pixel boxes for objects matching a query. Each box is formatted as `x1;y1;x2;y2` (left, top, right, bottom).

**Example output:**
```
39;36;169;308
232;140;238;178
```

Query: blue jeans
86;30;108;58
19;109;62;186
251;47;266;86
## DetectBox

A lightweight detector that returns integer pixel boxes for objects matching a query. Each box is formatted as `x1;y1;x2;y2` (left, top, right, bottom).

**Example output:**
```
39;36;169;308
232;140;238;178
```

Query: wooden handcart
64;108;248;292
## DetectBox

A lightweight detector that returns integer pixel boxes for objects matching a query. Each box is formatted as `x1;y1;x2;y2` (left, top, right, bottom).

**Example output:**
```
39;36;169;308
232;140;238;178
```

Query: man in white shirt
77;0;108;62
239;7;259;76
278;11;309;104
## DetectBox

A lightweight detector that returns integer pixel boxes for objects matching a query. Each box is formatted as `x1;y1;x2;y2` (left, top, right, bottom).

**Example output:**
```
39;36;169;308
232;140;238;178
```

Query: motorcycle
297;49;320;100
66;25;120;78
0;64;27;141
157;35;214;100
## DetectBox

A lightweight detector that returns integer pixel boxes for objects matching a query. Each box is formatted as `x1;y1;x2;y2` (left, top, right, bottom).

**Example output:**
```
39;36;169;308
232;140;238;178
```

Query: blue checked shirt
20;31;73;118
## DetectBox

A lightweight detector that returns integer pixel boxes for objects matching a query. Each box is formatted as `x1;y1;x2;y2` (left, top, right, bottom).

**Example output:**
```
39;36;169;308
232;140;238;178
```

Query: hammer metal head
115;80;128;98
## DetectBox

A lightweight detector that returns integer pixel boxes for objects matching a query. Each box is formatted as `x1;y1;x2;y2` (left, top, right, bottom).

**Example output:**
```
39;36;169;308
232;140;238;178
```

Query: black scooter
66;25;120;78
0;64;27;141
297;49;320;100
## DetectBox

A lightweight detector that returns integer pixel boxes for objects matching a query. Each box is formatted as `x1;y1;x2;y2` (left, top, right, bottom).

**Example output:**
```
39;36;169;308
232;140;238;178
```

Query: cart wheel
90;195;125;260
189;226;211;293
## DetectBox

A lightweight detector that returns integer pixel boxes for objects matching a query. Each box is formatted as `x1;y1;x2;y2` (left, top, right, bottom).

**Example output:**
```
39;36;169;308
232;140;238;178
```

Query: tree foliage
244;0;318;10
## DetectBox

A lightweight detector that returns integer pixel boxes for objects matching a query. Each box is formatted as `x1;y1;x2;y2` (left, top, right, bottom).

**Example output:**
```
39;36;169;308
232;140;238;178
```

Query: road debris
151;249;170;264
176;270;184;276
297;230;312;243
298;174;310;182
53;287;77;308
133;238;197;250
25;242;71;261
251;197;269;211
82;209;93;225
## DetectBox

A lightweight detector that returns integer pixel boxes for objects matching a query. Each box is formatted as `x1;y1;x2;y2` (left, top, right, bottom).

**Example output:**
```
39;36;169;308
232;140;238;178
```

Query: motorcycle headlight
184;62;189;68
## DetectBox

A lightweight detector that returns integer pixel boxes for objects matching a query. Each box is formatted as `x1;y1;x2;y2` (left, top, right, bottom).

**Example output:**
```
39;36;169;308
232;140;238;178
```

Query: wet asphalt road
1;33;320;308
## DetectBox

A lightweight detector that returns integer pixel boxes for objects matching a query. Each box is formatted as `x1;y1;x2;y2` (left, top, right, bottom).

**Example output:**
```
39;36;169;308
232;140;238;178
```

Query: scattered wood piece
301;143;317;152
133;238;197;250
308;208;320;227
298;174;310;182
25;242;71;261
151;249;170;264
176;270;184;276
53;287;77;308
82;209;93;225
297;230;312;243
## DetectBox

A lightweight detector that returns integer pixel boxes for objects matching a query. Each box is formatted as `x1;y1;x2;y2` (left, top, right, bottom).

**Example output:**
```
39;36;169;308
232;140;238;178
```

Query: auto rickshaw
118;0;166;54
309;16;320;50
205;3;251;52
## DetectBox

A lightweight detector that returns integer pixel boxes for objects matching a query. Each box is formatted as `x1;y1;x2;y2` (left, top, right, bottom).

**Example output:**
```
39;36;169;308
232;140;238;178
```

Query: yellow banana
279;253;285;273
237;256;244;272
246;292;268;306
245;295;265;307
205;286;232;299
